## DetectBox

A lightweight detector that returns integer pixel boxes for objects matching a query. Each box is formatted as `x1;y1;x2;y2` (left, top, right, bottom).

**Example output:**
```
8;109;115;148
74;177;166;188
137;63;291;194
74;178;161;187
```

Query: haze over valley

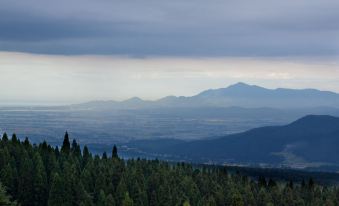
0;83;339;172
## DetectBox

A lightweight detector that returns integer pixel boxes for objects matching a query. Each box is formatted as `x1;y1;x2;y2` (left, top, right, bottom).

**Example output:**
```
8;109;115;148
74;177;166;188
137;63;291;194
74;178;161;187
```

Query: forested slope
0;132;339;206
128;115;339;169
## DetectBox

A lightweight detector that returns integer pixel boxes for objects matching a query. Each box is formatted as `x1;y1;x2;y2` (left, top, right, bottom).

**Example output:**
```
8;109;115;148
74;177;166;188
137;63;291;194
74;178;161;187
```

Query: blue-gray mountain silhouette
128;115;339;169
77;83;339;109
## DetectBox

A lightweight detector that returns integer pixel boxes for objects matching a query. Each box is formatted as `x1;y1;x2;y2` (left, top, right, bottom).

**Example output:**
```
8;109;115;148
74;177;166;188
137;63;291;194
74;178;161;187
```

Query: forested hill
127;115;339;170
1;133;339;206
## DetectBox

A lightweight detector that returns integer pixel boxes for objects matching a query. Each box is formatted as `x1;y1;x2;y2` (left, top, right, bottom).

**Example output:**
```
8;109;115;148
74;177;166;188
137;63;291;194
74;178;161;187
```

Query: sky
0;0;339;105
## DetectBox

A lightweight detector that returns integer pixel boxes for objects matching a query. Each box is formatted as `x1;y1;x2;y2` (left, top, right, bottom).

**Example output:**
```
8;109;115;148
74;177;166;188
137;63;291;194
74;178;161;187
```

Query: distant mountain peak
227;82;251;88
123;97;144;103
226;82;267;90
197;82;269;98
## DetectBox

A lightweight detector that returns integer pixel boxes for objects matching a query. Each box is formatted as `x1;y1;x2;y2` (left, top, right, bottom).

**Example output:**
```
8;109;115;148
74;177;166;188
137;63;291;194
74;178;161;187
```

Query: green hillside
1;132;339;206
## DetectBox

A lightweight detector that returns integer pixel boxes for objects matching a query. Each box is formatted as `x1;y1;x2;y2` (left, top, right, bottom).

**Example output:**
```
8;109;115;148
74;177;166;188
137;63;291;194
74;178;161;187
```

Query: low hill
127;115;339;170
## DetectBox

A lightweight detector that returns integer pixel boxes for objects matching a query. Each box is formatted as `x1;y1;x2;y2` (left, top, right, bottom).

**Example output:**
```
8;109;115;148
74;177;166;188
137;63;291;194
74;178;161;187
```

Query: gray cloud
0;0;338;56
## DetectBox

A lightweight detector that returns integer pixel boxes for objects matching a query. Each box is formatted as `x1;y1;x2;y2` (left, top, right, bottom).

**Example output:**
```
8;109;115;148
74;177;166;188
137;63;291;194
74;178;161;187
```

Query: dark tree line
0;132;339;206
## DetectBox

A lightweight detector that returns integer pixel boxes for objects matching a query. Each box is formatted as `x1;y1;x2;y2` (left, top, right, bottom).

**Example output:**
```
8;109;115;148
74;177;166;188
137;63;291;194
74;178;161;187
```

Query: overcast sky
0;0;339;104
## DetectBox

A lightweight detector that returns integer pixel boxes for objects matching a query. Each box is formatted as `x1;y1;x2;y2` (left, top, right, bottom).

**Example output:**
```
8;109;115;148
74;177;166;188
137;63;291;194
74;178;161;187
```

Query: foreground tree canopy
0;132;338;206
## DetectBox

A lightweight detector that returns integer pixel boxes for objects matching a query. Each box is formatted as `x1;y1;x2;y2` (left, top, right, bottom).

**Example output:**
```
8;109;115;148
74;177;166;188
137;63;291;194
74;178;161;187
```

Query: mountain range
1;82;338;168
126;115;339;171
75;82;339;109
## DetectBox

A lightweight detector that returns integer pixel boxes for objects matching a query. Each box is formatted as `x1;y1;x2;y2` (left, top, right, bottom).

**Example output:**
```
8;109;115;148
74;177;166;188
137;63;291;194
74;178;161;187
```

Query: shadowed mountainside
127;115;339;170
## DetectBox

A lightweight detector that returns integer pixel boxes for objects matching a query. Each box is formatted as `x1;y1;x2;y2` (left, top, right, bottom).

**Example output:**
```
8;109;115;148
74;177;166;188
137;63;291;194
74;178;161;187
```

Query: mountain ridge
74;83;339;109
126;115;339;171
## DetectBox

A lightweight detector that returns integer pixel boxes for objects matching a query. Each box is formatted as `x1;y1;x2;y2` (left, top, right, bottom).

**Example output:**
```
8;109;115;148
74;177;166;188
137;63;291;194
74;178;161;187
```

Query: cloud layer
1;52;339;105
1;0;339;56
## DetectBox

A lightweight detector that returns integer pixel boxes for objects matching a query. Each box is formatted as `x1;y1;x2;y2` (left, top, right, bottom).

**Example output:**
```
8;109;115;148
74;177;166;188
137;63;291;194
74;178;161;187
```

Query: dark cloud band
0;0;338;56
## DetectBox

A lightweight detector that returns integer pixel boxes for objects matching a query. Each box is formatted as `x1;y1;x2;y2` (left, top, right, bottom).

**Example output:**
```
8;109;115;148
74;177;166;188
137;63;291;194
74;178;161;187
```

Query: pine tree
74;181;93;206
112;145;118;159
23;137;30;148
229;191;244;206
122;192;134;206
200;196;217;206
308;178;315;189
2;133;8;142
102;152;108;160
106;194;116;206
116;177;128;205
54;146;60;158
149;190;157;206
33;153;48;206
301;179;306;188
268;178;277;188
71;139;81;158
0;148;10;169
61;131;71;155
82;146;91;167
94;170;107;202
48;173;70;206
97;190;106;206
18;157;34;205
243;185;256;206
258;188;273;206
0;164;14;195
0;182;15;206
62;162;75;205
258;176;267;188
11;134;19;145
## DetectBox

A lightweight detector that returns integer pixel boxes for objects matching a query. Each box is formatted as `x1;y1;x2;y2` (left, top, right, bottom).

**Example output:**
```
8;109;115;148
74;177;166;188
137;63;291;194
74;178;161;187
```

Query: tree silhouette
61;131;70;155
112;145;118;159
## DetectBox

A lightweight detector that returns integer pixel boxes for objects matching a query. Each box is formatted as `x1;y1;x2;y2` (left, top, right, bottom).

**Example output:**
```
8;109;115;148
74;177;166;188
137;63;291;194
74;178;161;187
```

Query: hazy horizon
1;74;339;106
1;52;339;105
